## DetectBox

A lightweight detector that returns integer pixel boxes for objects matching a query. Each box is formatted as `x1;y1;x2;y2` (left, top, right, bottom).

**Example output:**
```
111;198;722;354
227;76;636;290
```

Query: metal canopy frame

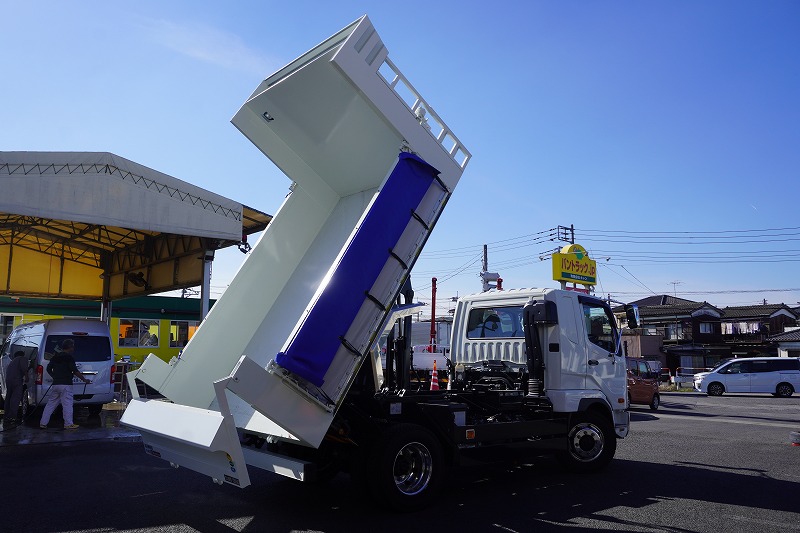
0;152;271;314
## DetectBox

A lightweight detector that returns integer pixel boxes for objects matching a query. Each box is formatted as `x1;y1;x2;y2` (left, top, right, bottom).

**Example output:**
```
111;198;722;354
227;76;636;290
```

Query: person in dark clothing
2;350;29;430
39;339;91;430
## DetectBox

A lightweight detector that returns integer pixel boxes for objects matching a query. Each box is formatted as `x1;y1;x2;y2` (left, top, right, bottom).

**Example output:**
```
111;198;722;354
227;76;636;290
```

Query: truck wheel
775;383;794;398
558;411;616;473
707;382;724;396
367;424;445;510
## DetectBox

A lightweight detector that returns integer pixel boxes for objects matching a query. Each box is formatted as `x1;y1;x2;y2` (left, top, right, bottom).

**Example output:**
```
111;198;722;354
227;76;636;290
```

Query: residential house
619;295;798;378
768;328;800;358
719;304;798;358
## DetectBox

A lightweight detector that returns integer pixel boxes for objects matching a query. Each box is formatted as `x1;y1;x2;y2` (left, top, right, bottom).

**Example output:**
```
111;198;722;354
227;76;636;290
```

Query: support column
100;264;112;324
200;250;215;320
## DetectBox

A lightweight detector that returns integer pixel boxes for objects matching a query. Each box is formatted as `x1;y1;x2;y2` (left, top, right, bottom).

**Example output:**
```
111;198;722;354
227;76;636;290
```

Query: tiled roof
629;295;700;307
638;302;720;319
768;329;800;342
722;304;798;320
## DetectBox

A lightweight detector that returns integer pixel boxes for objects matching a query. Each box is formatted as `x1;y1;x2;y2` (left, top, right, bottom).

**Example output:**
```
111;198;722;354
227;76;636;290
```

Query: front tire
366;424;445;511
776;383;794;398
558;411;616;472
707;382;724;396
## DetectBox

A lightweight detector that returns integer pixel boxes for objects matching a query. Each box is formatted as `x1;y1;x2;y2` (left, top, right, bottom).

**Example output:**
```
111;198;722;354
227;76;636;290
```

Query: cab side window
582;301;617;352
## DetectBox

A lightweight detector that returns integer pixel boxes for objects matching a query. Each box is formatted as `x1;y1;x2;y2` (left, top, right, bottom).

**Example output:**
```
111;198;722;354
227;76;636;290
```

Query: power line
576;226;800;235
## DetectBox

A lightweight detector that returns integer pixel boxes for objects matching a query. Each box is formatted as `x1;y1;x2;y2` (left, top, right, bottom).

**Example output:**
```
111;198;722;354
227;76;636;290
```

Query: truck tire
366;423;445;510
558;411;616;473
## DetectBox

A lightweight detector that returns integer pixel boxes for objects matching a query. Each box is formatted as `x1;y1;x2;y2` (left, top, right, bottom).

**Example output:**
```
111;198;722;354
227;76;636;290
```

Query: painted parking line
653;412;800;429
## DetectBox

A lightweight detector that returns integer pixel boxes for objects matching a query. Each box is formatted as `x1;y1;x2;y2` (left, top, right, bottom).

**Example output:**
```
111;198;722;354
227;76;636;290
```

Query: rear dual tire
362;424;445;511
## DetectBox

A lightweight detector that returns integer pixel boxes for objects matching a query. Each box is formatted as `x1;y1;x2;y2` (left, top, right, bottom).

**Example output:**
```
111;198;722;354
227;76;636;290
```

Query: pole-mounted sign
552;243;597;286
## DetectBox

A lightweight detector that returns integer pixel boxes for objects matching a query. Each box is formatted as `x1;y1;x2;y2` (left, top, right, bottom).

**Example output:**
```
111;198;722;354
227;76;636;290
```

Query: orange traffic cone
430;359;439;390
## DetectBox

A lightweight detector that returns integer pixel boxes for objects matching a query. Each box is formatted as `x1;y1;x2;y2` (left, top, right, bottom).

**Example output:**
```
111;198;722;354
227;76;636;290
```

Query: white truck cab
450;288;630;438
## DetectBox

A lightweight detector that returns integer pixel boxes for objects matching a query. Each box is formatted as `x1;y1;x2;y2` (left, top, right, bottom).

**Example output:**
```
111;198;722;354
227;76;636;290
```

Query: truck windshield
581;301;618;353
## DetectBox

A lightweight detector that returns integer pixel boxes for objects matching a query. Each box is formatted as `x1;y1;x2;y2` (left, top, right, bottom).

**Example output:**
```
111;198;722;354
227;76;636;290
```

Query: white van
0;319;115;420
693;357;800;397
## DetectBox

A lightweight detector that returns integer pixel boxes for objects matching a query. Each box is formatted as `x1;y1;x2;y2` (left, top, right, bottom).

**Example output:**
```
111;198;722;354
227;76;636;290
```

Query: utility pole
669;281;682;342
430;277;437;351
557;224;575;244
669;280;682;298
479;244;501;291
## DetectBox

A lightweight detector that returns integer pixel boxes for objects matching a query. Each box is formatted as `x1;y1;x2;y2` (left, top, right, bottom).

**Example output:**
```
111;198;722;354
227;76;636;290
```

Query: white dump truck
121;15;639;510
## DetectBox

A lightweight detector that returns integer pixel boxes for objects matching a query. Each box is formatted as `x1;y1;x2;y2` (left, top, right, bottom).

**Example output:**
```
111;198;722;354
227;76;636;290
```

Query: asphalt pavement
0;401;141;446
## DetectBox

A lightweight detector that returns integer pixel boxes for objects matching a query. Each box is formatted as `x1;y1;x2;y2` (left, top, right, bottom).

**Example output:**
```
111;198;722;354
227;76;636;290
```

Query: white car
693;357;800;397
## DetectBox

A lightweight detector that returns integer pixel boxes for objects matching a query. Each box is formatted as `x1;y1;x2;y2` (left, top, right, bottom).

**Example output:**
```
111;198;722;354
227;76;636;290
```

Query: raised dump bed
121;15;469;488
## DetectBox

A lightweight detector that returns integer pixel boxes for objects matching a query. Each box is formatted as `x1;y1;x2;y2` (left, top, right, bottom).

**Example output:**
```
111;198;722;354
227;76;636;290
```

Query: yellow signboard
552;244;597;285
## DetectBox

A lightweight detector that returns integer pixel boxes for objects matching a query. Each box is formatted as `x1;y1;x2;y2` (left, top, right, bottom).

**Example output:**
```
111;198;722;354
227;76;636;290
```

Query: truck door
580;298;625;399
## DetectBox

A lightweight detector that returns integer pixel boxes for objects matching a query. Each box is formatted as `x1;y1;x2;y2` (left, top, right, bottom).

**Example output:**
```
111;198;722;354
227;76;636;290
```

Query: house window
665;323;683;340
118;319;160;347
1;315;15;343
699;322;713;334
169;320;199;347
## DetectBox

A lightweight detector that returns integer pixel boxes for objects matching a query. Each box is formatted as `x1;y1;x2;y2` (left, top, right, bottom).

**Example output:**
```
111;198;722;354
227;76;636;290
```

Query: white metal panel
135;183;341;409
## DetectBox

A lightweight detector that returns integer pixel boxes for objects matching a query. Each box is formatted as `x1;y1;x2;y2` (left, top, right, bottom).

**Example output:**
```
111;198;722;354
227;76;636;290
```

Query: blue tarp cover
275;152;440;386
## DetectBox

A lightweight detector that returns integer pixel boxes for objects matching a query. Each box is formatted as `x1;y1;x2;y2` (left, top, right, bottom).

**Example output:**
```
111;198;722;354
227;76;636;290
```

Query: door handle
588;359;599;366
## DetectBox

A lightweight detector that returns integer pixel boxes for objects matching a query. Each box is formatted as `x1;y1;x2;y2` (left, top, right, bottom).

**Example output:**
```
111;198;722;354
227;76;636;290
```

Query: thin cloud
139;18;276;76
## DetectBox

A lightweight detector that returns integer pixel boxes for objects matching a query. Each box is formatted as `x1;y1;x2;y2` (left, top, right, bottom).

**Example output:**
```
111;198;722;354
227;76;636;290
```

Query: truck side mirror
524;300;559;325
624;304;640;329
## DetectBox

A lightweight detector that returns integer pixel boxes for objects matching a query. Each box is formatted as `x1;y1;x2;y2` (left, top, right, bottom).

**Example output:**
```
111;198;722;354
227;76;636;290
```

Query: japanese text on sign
551;244;597;286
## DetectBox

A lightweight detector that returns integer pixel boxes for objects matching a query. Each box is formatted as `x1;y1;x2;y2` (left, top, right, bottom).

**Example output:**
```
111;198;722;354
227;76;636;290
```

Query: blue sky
2;1;799;317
